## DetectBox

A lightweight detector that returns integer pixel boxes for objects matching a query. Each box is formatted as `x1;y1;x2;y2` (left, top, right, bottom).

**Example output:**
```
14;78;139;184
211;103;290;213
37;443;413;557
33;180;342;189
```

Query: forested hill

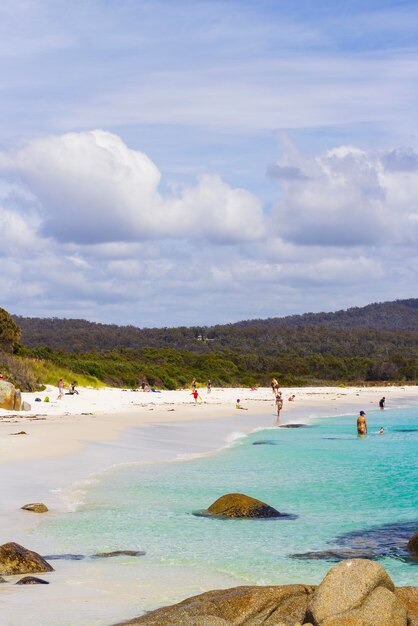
235;299;418;331
14;298;418;355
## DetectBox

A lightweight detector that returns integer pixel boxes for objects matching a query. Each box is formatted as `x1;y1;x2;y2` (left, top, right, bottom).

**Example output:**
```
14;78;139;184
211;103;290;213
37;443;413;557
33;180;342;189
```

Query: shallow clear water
38;405;418;588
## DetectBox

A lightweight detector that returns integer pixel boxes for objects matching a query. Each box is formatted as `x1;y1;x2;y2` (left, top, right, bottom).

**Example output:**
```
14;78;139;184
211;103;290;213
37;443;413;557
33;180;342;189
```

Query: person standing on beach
207;379;212;394
275;392;283;424
58;378;64;399
191;378;197;391
379;397;386;409
357;411;368;436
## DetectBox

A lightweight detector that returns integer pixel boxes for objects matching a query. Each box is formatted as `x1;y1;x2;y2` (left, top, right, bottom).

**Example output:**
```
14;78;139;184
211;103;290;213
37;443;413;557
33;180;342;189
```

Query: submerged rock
292;520;418;564
16;576;49;585
292;549;376;562
252;440;280;446
43;554;85;561
0;542;54;576
195;493;294;519
21;503;49;514
93;550;145;558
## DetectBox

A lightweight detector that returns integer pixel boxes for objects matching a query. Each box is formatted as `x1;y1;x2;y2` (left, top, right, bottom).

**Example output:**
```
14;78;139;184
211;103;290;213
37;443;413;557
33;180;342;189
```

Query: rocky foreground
117;559;418;626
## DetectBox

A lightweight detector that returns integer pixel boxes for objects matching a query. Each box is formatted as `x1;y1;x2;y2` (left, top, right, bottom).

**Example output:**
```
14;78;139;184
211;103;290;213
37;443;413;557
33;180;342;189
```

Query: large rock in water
306;559;407;625
0;542;54;576
407;532;418;556
200;493;283;519
0;381;16;410
117;584;314;625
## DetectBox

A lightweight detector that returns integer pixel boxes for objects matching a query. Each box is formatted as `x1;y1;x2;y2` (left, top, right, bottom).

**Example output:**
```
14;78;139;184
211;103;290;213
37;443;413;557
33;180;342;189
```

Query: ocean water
35;404;418;594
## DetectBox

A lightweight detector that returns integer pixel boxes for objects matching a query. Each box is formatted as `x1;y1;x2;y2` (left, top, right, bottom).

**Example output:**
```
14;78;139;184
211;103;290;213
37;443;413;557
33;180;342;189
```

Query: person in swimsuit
357;411;368;436
275;393;283;425
379;397;385;409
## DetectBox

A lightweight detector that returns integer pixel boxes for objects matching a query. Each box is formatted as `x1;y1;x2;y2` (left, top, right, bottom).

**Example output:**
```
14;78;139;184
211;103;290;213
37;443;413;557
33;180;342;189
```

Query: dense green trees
0;308;21;352
6;299;418;389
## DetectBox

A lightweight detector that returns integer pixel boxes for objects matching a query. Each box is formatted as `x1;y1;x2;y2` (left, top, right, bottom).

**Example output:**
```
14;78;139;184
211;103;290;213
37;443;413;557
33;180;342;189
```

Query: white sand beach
0;384;417;625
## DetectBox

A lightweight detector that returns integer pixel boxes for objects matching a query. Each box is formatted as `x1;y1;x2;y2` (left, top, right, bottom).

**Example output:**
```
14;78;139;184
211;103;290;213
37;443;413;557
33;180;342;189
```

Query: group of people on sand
58;379;79;399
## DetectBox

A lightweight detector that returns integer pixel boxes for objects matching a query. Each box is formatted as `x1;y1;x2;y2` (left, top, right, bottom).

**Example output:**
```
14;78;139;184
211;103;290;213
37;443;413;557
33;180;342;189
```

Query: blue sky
0;0;417;326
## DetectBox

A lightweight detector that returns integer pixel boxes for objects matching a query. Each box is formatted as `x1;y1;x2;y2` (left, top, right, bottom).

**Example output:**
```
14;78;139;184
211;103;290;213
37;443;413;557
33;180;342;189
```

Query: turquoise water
39;405;418;587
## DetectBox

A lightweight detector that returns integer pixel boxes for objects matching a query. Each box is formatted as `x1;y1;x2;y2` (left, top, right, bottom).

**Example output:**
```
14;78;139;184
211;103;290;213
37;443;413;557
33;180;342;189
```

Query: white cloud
269;142;418;247
1;132;417;326
0;130;265;245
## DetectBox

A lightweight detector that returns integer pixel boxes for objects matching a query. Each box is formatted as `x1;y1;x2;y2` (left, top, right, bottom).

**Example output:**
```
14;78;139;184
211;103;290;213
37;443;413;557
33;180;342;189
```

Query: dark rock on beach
195;493;294;519
16;576;49;585
116;560;418;626
93;550;145;558
0;542;54;576
21;503;49;514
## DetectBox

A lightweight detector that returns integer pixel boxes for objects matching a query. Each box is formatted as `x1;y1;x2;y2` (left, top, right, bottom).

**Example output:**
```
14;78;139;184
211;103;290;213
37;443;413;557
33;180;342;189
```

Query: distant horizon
11;295;418;330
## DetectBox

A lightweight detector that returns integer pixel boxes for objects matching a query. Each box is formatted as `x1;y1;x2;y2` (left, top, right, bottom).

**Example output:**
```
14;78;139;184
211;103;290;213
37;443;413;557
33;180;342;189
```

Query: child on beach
192;389;199;404
236;399;248;410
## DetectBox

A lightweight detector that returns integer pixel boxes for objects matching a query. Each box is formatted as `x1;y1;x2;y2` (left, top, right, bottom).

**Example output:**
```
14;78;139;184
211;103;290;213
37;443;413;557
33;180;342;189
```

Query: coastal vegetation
1;299;417;390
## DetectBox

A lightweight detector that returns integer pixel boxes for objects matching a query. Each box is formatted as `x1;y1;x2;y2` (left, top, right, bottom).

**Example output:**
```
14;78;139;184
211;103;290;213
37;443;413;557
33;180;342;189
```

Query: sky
1;0;418;327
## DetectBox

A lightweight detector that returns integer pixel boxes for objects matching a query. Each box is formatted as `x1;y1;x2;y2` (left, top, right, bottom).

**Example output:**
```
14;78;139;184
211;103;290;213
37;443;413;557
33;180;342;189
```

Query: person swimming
357;411;368;436
378;427;385;435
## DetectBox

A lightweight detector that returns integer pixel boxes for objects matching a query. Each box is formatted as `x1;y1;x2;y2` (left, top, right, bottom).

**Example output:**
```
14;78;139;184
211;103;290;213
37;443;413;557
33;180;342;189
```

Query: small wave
225;431;247;444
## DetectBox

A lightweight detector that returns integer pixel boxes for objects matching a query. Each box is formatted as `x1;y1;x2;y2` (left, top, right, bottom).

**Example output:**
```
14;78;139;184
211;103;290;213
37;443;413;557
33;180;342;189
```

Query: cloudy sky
1;0;418;326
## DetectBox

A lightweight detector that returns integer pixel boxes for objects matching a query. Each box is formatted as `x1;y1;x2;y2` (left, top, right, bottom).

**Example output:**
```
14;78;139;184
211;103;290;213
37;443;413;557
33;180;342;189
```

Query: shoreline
0;385;417;625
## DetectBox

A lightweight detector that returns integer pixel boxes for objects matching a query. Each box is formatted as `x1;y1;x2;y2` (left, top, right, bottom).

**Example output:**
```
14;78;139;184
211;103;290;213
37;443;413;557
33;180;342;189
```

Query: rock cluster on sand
0;381;17;410
197;493;284;519
0;543;53;576
0;380;29;411
118;559;418;625
21;503;49;513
